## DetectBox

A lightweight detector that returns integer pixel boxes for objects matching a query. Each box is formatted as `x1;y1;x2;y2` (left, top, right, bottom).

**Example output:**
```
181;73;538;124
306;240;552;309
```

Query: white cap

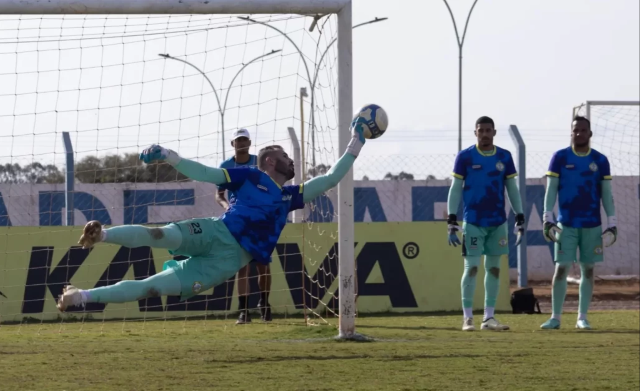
232;128;251;140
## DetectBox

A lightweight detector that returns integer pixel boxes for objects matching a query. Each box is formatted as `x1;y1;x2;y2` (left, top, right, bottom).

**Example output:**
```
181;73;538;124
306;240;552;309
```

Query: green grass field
1;311;638;391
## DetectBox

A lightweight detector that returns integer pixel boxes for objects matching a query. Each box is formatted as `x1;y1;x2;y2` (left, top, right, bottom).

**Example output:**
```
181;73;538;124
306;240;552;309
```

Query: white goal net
0;3;357;335
573;101;640;276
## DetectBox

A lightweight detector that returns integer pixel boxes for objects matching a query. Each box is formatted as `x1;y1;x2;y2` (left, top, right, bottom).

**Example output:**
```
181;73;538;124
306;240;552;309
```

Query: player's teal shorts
162;217;252;301
462;222;509;256
554;223;604;264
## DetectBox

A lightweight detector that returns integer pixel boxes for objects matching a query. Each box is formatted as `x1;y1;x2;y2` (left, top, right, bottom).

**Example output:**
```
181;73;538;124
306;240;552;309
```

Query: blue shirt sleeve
505;152;517;179
600;155;612;180
547;151;562;177
285;184;305;212
452;151;467;179
218;160;231;191
222;167;253;191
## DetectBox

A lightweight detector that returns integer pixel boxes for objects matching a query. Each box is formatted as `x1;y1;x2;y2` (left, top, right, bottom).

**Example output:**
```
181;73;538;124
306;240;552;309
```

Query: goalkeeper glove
514;213;525;246
139;144;181;166
601;216;617;247
447;214;462;247
346;116;367;157
542;211;562;243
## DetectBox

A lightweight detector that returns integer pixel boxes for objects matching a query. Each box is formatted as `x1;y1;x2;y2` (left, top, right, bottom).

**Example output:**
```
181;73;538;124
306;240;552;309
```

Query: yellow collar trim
475;145;496;156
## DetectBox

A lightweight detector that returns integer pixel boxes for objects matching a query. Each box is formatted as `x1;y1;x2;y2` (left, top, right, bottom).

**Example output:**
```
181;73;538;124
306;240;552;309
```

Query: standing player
217;128;272;324
447;116;525;331
56;118;370;311
540;116;617;330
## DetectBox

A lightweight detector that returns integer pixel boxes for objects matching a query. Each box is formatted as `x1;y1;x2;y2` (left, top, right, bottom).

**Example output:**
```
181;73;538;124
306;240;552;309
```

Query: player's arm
600;157;617;247
215;162;231;210
139;144;229;185
503;156;525;246
446;154;466;247
301;118;366;202
216;188;230;210
542;153;562;242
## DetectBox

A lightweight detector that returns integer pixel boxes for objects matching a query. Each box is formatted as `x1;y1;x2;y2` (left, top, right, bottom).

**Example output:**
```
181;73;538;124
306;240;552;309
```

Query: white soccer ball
356;104;388;139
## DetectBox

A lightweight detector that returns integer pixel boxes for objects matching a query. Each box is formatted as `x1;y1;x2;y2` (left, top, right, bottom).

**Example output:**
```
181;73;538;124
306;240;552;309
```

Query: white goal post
0;0;358;339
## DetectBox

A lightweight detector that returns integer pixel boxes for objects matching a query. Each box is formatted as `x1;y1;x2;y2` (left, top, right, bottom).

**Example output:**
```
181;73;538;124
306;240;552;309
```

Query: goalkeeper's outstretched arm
301;118;366;202
303;153;355;202
140;145;228;185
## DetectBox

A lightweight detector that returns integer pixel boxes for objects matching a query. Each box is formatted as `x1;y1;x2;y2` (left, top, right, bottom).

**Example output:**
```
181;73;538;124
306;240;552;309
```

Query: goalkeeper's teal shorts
462;222;509;257
162;217;252;301
554;223;604;264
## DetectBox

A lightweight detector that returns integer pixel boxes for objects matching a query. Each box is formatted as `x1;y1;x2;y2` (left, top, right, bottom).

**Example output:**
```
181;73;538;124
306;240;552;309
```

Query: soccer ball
355;104;388;139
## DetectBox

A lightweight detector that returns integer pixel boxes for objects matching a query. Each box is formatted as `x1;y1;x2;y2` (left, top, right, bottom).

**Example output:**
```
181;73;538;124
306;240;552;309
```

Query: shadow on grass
202;353;481;364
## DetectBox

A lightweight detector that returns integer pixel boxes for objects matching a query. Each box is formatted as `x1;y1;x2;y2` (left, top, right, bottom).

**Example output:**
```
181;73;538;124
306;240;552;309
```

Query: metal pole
508;125;527;287
240;16;387;168
159;50;280;161
443;0;478;152
62;132;74;226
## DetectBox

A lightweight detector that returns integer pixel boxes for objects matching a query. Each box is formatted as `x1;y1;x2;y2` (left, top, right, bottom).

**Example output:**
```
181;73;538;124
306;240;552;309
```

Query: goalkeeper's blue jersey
218;154;258;203
547;146;611;228
452;145;518;227
220;167;304;264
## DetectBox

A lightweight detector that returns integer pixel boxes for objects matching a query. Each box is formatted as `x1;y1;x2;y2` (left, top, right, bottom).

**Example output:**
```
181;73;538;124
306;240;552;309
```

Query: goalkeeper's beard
275;160;295;181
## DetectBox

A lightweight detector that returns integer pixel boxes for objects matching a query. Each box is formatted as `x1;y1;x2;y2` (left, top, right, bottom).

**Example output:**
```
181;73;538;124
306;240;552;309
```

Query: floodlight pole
159;49;281;160
239;16;387;167
443;0;478;152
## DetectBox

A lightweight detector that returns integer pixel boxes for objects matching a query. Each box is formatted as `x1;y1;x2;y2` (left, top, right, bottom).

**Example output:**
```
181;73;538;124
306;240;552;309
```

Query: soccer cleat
78;220;103;249
462;317;475;331
576;319;592;330
481;317;510;331
260;305;272;323
56;285;85;312
540;318;561;330
236;310;252;325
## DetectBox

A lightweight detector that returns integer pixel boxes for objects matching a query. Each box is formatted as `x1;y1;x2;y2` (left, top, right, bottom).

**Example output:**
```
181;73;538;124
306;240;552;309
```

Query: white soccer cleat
462;317;475;331
78;220;103;249
481;317;510;331
56;285;85;312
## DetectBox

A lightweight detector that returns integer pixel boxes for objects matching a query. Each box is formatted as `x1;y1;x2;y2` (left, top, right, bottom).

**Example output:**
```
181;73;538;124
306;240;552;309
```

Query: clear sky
0;0;638;180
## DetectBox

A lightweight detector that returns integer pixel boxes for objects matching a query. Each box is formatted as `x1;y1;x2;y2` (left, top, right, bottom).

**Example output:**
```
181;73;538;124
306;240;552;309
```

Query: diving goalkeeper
56;119;368;311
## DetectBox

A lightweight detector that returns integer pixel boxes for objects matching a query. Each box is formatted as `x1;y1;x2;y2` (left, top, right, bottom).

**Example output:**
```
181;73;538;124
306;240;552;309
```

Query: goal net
572;101;640;276
0;1;357;336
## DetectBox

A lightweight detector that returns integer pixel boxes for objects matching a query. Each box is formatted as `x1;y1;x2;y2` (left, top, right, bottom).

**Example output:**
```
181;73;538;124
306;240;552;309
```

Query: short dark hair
475;116;495;128
258;145;284;170
572;115;591;129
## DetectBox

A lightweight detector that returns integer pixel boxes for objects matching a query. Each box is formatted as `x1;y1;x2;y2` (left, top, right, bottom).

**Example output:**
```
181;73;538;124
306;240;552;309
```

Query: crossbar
0;0;349;14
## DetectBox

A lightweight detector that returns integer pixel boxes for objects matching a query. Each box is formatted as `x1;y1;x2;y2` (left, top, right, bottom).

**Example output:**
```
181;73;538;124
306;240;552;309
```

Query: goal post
0;0;359;338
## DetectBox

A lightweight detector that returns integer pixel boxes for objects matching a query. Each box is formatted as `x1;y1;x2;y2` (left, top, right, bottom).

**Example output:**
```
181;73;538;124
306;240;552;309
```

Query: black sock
238;295;248;311
260;292;269;307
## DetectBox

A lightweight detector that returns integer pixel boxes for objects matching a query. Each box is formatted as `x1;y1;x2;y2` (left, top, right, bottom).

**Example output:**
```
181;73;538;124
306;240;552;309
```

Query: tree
426;174;436;181
0;162;64;184
75;153;189;183
307;163;331;179
384;171;414;180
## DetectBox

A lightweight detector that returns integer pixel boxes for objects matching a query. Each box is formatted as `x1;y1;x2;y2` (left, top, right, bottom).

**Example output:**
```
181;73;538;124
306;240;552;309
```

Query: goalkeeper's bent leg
84;268;182;303
578;263;594;320
461;255;481;318
483;255;501;320
551;263;569;321
103;224;182;251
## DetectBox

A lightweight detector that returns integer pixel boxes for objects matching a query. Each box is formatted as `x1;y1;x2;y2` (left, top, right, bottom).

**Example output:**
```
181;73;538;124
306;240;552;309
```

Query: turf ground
1;311;638;391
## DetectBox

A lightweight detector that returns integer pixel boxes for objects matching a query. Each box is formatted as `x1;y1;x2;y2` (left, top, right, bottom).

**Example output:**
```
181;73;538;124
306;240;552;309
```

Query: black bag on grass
511;287;542;314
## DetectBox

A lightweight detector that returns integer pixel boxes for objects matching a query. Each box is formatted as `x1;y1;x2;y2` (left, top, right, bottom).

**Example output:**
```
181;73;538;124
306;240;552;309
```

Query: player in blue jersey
56;118;369;312
540;116;617;330
216;128;270;324
447;116;525;331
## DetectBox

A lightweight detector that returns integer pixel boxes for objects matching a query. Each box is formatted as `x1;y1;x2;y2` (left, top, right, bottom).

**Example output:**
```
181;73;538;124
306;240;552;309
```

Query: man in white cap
217;128;272;324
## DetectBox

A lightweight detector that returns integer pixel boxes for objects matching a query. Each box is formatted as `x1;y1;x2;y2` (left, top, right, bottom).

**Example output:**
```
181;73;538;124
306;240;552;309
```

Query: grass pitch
1;311;638;391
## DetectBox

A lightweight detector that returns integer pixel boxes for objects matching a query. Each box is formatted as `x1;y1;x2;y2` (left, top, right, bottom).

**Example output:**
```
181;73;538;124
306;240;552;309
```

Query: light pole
158;49;282;160
443;0;478;152
238;16;388;167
